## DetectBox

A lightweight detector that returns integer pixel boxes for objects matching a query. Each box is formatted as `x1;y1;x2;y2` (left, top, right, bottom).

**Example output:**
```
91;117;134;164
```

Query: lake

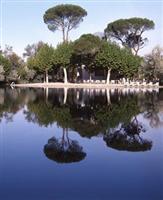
0;87;163;200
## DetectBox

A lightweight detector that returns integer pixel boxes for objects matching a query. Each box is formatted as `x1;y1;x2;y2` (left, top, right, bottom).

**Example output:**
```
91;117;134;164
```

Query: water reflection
0;87;163;200
0;87;163;156
44;132;86;163
104;117;152;152
141;91;163;128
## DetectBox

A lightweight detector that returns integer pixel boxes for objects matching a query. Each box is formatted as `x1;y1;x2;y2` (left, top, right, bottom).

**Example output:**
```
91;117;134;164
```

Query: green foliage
73;34;104;71
118;48;142;78
95;42;142;78
27;56;37;70
142;46;163;80
28;44;54;73
52;42;74;69
105;18;154;36
0;53;11;75
73;34;103;56
0;49;24;81
43;4;87;42
104;17;155;54
17;66;27;80
95;42;122;71
7;53;24;69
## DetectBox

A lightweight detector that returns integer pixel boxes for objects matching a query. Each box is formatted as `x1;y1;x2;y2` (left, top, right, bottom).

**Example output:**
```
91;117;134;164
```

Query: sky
0;0;163;57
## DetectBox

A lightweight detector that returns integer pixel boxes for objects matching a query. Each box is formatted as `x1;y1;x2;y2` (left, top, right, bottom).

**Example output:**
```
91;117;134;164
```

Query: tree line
0;4;162;84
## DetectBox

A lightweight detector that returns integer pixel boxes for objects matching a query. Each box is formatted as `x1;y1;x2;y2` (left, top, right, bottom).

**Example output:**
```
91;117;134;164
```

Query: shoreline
14;82;163;89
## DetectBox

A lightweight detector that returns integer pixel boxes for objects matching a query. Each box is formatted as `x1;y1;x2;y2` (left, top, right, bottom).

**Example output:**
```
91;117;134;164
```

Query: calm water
0;87;163;200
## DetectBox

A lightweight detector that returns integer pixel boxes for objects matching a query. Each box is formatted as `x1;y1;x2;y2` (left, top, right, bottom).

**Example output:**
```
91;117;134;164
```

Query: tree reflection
95;96;140;134
44;129;86;163
139;91;163;128
1;87;161;155
24;100;55;126
104;117;152;152
0;88;35;122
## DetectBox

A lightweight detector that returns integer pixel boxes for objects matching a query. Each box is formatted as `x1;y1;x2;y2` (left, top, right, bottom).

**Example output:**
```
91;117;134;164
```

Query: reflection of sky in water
0;88;163;200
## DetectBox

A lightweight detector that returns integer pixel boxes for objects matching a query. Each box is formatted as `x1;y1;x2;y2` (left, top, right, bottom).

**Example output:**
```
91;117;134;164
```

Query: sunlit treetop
104;17;155;55
43;4;87;42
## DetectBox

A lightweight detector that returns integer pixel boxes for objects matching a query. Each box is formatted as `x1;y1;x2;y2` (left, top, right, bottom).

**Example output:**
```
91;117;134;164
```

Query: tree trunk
66;29;69;42
133;46;139;56
135;49;139;56
106;89;111;104
89;72;92;82
45;87;49;103
62;28;66;43
106;68;111;84
63;87;68;104
45;69;48;83
63;68;68;83
62;128;65;146
66;128;70;145
43;74;45;83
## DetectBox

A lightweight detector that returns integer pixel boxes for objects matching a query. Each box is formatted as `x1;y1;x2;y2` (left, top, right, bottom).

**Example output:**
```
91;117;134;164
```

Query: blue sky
0;0;163;56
